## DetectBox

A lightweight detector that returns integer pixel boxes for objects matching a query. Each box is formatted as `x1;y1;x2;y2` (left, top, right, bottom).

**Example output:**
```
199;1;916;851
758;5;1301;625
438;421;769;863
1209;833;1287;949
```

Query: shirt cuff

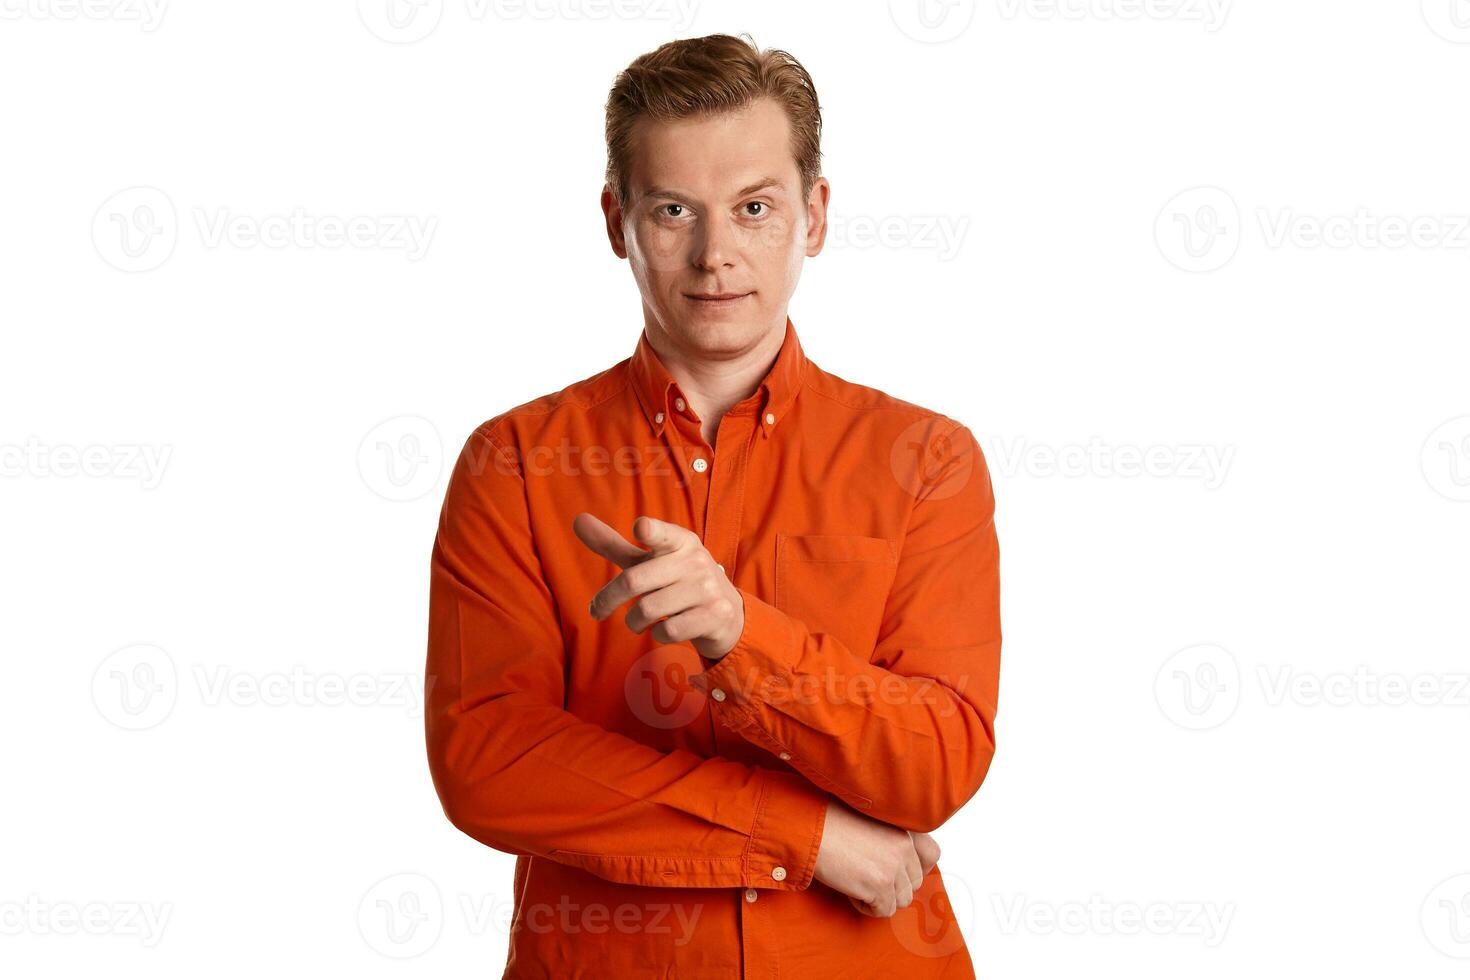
689;587;800;725
744;768;828;891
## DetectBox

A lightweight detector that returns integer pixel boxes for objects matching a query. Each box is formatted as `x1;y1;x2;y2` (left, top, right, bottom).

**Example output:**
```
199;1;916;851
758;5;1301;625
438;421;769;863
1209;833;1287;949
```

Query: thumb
630;514;680;554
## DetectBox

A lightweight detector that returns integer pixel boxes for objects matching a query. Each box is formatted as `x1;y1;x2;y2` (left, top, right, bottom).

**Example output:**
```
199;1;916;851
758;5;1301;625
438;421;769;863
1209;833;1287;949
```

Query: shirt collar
629;315;806;440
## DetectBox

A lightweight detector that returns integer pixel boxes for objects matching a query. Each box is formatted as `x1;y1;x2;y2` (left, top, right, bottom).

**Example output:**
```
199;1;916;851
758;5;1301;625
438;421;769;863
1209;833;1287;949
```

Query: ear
602;183;629;259
804;176;830;257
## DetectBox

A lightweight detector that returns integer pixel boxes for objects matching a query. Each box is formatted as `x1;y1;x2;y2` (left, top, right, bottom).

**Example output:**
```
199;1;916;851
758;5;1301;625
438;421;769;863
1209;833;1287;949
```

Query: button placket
696;412;758;759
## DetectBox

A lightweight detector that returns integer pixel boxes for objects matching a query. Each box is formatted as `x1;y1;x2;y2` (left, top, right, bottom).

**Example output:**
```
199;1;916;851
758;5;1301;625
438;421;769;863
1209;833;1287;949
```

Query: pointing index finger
572;512;648;568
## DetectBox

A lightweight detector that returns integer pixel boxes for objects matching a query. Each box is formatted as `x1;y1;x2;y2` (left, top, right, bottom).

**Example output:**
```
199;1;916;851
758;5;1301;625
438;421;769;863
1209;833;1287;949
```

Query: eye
660;204;688;219
744;202;769;218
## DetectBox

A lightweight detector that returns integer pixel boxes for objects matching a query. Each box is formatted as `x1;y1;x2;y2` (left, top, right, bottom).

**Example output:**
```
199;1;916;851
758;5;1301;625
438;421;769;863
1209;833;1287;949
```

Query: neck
643;314;786;446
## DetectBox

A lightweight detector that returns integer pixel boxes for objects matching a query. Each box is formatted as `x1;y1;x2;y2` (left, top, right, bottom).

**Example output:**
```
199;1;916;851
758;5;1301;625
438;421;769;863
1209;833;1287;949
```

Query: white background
3;1;1469;976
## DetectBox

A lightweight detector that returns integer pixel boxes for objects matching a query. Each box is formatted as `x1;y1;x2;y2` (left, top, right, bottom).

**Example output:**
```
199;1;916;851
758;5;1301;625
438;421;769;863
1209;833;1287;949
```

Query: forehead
627;97;799;199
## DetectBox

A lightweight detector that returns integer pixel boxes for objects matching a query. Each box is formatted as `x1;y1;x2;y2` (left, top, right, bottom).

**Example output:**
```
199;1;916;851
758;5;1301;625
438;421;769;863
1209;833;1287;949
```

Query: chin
676;314;759;343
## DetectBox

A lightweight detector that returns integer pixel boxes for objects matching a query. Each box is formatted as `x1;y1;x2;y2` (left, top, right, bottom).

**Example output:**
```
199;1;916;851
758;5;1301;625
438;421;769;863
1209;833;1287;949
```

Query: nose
693;213;737;271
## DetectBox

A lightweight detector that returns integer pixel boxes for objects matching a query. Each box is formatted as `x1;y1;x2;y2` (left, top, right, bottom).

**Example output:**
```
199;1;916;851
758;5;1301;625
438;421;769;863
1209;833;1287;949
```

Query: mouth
685;291;753;308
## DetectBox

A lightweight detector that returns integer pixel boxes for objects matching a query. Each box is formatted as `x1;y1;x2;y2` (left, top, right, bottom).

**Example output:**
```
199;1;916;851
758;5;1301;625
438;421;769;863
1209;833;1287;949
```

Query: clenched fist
814;799;941;918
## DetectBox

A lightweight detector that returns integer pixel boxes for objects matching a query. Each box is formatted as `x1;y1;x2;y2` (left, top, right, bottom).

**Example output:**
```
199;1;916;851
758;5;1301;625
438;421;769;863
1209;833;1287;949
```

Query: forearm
690;585;997;833
428;559;830;891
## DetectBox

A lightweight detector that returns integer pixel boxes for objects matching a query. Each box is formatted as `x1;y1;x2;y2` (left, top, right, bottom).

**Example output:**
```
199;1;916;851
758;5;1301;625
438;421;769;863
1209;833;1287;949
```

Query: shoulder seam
801;376;954;425
475;362;634;437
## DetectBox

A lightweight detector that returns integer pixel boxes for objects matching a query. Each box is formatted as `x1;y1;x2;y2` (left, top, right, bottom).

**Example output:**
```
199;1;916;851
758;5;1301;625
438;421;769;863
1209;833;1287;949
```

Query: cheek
744;215;795;256
779;234;806;292
632;222;688;276
756;218;803;278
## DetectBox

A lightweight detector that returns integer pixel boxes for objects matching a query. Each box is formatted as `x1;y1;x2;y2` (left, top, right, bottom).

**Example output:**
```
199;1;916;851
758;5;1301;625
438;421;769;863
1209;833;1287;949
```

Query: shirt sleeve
425;423;830;892
688;421;1001;835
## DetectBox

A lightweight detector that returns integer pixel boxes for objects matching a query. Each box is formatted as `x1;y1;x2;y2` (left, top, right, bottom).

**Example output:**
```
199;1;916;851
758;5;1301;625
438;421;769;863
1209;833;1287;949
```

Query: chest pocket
774;533;898;662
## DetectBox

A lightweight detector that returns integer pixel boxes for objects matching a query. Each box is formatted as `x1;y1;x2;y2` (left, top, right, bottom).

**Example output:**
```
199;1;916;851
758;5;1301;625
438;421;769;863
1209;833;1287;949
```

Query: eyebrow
643;177;787;202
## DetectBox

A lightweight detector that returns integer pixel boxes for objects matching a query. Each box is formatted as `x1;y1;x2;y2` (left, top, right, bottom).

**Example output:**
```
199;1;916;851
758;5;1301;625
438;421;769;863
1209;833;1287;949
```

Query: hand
575;513;744;659
814;800;937;918
910;829;941;881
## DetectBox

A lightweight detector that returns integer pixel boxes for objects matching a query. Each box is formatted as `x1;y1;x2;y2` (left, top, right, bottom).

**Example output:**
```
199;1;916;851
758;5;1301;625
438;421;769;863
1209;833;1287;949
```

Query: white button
765;413;775;425
654;412;665;424
675;397;687;412
744;889;758;902
710;688;725;702
771;866;787;881
692;458;708;473
778;751;791;761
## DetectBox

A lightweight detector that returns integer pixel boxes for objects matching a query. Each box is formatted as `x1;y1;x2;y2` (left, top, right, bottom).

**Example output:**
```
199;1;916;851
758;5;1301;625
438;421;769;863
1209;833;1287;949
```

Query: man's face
603;97;829;357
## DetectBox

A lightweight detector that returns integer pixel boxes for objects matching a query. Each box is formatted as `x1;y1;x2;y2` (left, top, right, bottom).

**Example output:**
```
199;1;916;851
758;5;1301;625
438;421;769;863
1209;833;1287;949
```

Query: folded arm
425;424;829;891
689;421;1002;834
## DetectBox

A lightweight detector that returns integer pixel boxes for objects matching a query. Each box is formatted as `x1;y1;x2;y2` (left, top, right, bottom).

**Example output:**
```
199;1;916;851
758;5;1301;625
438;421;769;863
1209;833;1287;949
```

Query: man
425;33;1001;978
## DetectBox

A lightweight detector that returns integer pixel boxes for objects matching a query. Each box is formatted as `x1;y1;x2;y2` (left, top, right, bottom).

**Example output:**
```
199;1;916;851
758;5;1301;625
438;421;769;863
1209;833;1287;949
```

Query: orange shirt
425;316;1001;978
